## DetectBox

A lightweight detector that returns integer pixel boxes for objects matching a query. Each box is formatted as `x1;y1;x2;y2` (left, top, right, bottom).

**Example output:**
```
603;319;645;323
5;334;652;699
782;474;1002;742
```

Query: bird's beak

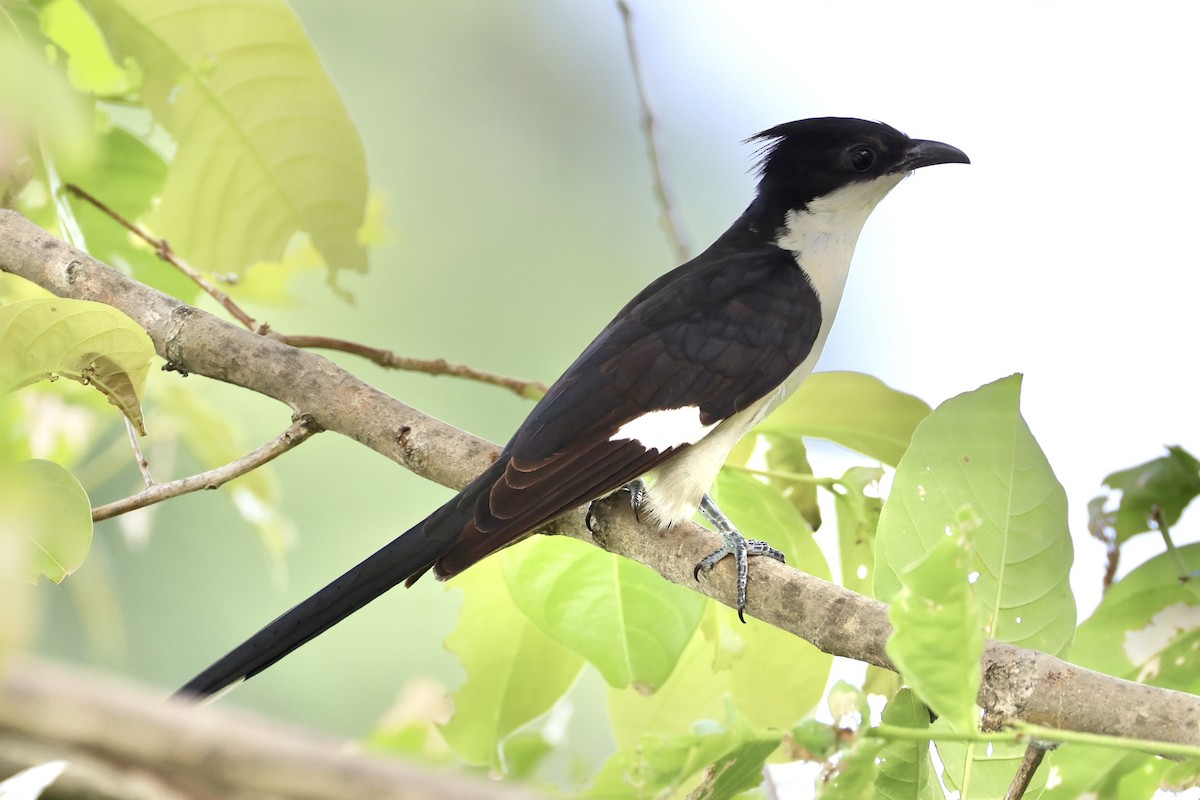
896;139;971;171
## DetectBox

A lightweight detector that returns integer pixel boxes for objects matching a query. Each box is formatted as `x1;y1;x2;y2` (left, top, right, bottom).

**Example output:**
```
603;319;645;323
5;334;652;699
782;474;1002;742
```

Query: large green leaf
0;297;154;433
502;535;705;691
0;459;92;584
84;0;369;277
875;375;1076;657
442;548;584;771
1072;542;1200;693
758;372;931;466
886;530;982;732
873;690;937;800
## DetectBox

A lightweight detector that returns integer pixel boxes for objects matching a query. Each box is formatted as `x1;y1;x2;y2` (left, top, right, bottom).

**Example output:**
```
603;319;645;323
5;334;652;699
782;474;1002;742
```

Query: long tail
176;511;461;699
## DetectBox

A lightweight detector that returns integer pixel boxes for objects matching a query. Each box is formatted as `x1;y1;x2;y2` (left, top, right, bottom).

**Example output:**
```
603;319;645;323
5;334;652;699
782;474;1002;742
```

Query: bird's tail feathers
176;511;461;700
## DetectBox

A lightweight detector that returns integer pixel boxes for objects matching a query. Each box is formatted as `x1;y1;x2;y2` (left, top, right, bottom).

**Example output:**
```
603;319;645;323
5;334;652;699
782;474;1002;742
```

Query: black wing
433;242;821;576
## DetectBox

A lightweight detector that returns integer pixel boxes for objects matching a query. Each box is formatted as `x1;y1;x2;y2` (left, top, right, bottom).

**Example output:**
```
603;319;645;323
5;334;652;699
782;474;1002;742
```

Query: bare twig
1004;743;1049;800
616;0;691;262
277;334;547;399
64;184;546;399
5;209;1200;751
91;416;321;522
64;183;261;331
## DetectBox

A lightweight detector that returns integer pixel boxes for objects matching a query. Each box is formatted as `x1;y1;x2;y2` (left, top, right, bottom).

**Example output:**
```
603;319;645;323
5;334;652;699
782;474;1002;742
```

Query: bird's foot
694;494;785;622
586;478;649;532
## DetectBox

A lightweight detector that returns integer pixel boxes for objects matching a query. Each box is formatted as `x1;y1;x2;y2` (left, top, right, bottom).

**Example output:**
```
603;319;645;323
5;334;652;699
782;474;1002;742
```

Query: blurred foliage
0;2;1197;798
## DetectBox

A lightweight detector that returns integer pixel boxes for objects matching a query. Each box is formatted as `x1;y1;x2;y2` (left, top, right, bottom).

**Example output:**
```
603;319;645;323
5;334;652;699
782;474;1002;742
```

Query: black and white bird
179;117;968;698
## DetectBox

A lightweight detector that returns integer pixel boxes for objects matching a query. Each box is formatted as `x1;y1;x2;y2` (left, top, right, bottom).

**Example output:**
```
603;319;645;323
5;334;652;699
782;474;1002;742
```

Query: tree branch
615;0;691;263
2;209;1198;750
91;415;322;522
65;184;547;399
0;657;540;800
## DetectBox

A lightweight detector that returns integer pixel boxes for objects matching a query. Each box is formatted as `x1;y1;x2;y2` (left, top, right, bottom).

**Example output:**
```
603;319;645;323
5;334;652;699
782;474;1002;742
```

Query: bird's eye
848;146;876;172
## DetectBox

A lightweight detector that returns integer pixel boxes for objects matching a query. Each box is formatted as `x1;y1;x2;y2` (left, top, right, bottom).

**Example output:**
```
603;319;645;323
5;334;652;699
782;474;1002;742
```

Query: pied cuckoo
179;117;968;698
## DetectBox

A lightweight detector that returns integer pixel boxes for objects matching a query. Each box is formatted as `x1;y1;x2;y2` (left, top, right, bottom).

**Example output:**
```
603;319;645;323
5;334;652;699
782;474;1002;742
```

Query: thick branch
0;657;539;800
2;209;1198;750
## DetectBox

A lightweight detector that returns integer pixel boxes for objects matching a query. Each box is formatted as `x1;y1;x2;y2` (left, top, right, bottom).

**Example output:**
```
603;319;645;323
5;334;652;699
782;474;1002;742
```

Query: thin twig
277;334;548;399
616;0;691;263
64;184;546;399
1004;744;1049;800
64;183;261;331
91;416;320;522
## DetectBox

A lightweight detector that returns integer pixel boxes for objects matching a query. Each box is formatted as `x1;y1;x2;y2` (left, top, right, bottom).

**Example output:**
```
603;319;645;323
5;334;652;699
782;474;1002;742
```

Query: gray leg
694;493;785;622
586;478;649;532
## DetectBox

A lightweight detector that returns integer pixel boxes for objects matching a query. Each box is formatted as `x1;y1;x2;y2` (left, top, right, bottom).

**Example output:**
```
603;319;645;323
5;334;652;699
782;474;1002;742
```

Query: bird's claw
586;478;649;532
693;533;785;621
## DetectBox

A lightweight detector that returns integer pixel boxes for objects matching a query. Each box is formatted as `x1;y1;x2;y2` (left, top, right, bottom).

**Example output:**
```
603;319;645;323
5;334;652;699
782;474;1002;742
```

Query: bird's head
748;117;969;222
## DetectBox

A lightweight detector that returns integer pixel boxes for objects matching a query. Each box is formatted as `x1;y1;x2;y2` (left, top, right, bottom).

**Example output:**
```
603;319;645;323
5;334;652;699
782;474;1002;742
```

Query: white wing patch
609;406;717;452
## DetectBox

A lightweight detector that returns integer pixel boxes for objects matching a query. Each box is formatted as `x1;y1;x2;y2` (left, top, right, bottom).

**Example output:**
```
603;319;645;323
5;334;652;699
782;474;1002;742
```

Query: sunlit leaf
886;530;982;732
0;459;92;583
875;375;1076;657
0;297;154;433
1042;748;1161;800
442;549;583;771
84;0;369;277
1072;542;1200;692
40;0;141;96
503;536;704;692
759;372;931;466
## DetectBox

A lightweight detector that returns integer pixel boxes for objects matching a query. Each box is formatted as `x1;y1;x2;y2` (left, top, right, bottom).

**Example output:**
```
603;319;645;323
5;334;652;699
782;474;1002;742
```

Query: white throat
774;172;906;332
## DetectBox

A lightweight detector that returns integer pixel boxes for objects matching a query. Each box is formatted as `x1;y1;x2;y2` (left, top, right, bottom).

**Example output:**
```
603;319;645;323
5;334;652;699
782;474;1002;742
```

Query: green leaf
40;0;141;96
84;0;369;277
873;690;937;800
606;471;832;747
587;715;779;799
763;434;822;529
886;530;982;732
759;372;931;466
502;536;705;692
935;723;1036;799
0;297;154;433
57;125;194;302
816;738;885;800
875;375;1076;657
1089;446;1200;543
1072;542;1200;692
835;466;884;597
0;460;92;583
1042;749;1160;800
442;547;584;771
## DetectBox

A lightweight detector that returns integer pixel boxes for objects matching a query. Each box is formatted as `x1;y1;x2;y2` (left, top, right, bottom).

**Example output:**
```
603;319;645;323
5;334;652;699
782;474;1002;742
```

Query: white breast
638;172;909;527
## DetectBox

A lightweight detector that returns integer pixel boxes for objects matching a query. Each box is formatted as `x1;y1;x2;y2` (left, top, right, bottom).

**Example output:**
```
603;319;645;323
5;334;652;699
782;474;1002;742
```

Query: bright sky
619;1;1200;621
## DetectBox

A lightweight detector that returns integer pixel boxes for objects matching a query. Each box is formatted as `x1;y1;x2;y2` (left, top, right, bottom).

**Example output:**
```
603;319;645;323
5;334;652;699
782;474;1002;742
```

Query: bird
178;117;968;699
